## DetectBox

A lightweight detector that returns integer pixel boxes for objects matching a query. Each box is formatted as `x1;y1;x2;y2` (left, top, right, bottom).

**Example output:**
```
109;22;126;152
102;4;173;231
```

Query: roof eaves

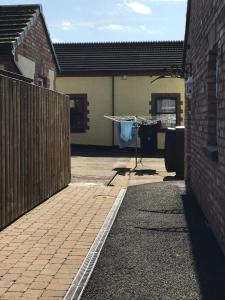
58;66;183;77
39;12;60;72
0;68;33;83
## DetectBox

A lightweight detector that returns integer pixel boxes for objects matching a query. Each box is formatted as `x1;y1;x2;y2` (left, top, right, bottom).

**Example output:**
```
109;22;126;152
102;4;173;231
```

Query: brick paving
0;184;121;299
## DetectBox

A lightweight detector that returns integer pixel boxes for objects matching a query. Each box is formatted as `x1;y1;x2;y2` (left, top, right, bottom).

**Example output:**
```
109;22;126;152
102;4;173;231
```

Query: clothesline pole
135;125;138;169
133;116;138;170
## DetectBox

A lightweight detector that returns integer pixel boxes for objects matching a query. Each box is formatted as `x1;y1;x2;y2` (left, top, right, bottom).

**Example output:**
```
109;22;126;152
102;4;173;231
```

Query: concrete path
81;182;225;300
0;185;121;299
111;156;177;187
71;152;130;186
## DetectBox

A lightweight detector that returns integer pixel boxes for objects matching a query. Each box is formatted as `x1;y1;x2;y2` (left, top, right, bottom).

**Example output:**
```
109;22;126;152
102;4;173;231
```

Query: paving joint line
63;188;127;300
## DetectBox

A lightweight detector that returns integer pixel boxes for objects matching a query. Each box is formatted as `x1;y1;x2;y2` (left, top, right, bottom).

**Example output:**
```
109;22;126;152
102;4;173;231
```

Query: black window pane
69;94;88;133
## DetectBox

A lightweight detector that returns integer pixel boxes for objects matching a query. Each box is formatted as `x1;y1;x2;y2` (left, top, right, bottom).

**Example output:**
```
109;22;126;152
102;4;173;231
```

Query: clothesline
104;114;175;170
104;115;172;170
104;114;174;124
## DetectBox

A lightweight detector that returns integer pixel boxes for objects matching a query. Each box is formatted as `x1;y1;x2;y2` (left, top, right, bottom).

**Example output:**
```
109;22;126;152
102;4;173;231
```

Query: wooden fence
0;74;71;229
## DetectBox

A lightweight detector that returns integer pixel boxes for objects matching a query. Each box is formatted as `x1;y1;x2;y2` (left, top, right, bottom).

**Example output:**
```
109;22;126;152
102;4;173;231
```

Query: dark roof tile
0;4;60;71
0;5;39;49
54;41;184;76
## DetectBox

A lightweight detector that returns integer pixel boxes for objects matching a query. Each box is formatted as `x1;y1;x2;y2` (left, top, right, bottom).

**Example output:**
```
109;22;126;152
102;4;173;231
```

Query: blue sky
1;0;187;43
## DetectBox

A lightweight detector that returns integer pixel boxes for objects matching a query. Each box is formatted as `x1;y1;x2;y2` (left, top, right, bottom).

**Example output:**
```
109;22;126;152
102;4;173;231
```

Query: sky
1;0;188;43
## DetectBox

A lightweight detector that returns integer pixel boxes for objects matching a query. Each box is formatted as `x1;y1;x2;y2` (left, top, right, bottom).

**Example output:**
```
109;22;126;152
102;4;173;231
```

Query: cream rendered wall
114;76;185;123
56;77;113;146
17;54;35;80
114;76;185;148
56;75;185;147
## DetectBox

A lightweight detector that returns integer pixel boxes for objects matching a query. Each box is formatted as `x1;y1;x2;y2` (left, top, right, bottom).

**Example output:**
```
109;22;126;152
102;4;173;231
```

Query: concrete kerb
63;188;127;300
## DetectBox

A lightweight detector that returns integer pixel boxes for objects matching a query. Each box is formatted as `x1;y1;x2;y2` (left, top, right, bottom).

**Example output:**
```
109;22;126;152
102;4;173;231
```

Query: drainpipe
112;75;115;146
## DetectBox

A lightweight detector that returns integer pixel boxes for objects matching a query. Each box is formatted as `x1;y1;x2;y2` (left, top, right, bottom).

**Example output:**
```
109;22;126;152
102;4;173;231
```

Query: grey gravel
81;182;225;300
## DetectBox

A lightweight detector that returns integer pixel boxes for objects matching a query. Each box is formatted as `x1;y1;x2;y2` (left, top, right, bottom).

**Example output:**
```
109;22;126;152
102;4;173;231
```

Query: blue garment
120;121;133;142
116;121;136;148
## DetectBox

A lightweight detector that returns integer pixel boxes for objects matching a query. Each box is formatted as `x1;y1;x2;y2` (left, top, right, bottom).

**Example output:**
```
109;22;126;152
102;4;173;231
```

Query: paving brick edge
63;188;127;300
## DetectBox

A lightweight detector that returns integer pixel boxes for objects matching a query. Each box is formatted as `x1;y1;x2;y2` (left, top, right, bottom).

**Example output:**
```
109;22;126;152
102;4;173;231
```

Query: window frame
68;93;89;133
150;93;181;129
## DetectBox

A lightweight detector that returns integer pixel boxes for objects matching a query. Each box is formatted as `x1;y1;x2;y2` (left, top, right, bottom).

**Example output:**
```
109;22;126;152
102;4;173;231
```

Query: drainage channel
63;188;127;300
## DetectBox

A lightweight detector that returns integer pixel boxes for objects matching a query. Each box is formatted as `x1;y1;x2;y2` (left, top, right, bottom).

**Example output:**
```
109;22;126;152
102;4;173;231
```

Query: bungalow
55;41;185;150
0;4;59;89
184;1;225;254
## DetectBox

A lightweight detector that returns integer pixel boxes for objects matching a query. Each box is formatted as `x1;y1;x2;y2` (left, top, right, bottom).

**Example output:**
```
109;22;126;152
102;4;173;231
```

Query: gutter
0;68;33;83
112;75;115;146
183;0;191;76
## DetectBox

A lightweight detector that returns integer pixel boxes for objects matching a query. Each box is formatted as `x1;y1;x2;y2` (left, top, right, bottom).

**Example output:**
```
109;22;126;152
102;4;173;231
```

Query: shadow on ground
81;182;225;300
113;167;158;176
71;145;164;158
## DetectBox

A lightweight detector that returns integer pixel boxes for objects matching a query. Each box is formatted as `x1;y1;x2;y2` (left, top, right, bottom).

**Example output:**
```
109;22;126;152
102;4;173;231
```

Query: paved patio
70;147;131;186
0;185;121;299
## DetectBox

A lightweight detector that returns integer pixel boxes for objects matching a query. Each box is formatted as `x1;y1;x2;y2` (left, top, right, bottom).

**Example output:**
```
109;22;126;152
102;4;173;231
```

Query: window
69;94;89;133
151;94;181;128
207;47;218;146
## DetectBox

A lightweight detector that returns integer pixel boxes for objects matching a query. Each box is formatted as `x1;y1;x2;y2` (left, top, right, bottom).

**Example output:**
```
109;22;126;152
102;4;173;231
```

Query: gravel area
81;182;225;300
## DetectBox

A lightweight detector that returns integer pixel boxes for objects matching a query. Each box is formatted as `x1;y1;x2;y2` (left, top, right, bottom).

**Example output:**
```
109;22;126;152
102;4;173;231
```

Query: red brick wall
15;15;57;88
185;0;225;253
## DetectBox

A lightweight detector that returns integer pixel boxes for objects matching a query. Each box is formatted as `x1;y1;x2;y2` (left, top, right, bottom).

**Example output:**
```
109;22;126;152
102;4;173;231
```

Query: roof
54;41;184;76
0;69;33;83
0;4;60;71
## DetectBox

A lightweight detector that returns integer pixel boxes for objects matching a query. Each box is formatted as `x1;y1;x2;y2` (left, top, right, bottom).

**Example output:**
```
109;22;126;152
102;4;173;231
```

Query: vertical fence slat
0;76;5;228
5;77;10;227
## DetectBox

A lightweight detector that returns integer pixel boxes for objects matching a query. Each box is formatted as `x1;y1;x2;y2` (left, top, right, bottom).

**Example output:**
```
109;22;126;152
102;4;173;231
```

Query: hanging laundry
120;121;133;142
116;121;136;148
138;124;158;154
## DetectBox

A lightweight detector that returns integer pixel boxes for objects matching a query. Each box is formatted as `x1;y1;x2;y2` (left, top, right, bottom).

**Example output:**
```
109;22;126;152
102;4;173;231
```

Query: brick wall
15;15;57;88
185;0;225;253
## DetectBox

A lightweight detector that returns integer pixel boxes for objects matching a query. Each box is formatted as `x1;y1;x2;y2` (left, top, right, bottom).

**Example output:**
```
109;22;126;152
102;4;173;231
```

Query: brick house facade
184;0;225;253
0;5;59;89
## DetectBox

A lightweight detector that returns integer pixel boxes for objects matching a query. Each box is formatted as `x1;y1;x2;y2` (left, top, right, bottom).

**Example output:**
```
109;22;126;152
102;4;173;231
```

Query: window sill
202;145;218;162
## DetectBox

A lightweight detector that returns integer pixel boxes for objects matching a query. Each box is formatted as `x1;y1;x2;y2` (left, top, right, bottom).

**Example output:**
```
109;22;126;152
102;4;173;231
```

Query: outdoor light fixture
122;75;127;80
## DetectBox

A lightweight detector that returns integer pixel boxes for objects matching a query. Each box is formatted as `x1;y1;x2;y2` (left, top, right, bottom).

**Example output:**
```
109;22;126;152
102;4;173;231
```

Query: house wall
185;1;225;254
15;15;56;89
56;76;113;146
17;55;36;80
56;75;184;147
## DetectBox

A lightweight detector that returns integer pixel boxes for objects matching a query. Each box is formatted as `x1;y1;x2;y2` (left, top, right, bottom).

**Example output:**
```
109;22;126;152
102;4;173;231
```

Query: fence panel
0;74;71;229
